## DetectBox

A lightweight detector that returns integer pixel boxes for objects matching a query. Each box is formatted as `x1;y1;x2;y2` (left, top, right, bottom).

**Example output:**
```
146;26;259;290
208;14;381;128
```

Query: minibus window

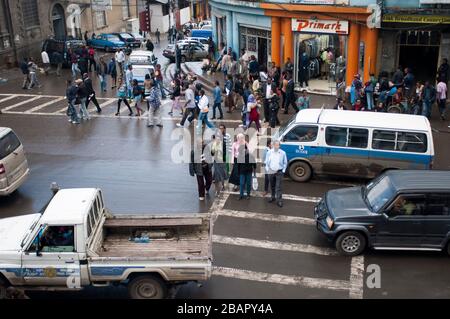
348;128;368;148
373;130;427;153
396;132;427;153
284;126;318;142
372;130;396;151
325;127;347;147
0;131;21;160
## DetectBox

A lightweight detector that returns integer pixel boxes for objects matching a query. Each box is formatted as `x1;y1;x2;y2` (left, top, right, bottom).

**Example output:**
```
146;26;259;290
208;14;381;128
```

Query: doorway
399;46;439;83
52;4;66;40
258;37;267;67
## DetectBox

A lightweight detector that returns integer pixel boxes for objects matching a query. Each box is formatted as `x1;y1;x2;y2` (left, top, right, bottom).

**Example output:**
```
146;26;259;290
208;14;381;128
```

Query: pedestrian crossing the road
0;93;244;123
208;192;365;299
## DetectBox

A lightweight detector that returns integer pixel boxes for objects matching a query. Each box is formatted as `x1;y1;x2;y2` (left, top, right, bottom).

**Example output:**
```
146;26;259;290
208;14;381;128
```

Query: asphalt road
1;44;450;299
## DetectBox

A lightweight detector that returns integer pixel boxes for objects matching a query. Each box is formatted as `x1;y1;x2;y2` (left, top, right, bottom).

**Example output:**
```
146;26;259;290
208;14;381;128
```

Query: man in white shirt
125;65;133;100
436;77;447;121
265;140;288;207
196;89;215;132
177;83;197;127
115;49;126;76
41;49;50;76
263;77;276;123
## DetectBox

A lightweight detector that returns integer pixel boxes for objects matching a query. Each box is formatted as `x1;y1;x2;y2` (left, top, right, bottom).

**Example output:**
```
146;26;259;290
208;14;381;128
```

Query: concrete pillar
232;12;239;55
271;16;281;66
363;26;379;82
226;10;233;50
346;22;360;87
281;18;293;66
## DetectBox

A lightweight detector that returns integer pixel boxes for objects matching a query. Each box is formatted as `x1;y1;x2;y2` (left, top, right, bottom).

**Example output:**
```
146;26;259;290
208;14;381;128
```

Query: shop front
380;14;450;84
293;18;349;93
261;3;375;93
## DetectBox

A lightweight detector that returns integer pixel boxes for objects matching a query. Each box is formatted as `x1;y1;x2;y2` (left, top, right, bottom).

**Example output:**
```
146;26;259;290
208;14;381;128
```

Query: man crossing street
265;141;288;207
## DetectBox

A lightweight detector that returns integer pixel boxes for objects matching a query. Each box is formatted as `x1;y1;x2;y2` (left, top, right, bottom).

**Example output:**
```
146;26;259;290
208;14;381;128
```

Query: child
132;79;144;116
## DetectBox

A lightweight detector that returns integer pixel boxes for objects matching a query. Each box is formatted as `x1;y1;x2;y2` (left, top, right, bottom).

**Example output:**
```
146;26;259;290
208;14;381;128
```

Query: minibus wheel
289;161;312;182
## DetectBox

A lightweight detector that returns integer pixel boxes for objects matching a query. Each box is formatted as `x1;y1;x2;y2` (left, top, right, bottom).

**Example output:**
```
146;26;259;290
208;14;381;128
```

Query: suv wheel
335;231;366;256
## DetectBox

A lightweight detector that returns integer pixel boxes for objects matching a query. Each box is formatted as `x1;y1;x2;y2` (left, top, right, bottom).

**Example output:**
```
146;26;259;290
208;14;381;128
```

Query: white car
184;37;209;51
0;127;29;196
128;50;157;66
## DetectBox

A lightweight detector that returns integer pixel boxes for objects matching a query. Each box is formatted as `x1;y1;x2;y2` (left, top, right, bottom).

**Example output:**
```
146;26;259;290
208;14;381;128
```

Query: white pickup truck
0;187;212;299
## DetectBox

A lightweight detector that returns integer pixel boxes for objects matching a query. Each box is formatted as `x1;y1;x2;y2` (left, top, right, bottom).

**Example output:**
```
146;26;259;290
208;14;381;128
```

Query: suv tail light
0;164;5;175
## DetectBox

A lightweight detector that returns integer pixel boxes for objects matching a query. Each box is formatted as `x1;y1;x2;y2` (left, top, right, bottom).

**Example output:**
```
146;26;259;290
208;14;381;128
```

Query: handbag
252;173;259;191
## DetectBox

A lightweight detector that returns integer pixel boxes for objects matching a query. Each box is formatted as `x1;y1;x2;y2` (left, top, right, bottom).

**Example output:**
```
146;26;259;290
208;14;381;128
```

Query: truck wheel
289;161;312;182
128;275;167;299
335;231;366;256
387;104;402;113
0;278;7;299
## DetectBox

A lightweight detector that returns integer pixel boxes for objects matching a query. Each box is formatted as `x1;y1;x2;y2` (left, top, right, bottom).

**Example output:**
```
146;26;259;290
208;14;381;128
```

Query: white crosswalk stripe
1;95;42;111
213;235;339;256
214;208;315;226
212;266;350;292
25;97;65;113
0;95;17;103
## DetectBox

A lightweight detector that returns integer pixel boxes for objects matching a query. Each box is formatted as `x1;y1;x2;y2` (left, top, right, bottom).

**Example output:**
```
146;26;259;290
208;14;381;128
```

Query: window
372;130;427;153
366;176;396;212
162;4;170;16
348;128;369;148
424;194;450;216
0;0;11;51
95;10;107;28
325;127;347;147
325;127;369;148
21;0;40;28
284;125;318;142
0;131;21;159
372;130;395;151
29;226;75;253
387;195;426;217
122;0;130;19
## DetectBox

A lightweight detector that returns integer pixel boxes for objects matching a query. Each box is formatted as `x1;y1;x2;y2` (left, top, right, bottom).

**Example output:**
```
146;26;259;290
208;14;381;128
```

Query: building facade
209;0;450;92
0;0;139;68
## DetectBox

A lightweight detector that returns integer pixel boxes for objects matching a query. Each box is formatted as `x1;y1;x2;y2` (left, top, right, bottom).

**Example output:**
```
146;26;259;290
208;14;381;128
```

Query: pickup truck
0;187;212;299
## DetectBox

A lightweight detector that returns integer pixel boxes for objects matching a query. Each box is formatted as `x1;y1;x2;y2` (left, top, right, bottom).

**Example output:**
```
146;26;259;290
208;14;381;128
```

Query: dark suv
42;38;85;67
315;170;450;256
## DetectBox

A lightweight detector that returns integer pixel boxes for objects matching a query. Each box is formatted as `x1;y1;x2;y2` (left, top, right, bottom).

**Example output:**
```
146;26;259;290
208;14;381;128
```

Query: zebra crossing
0;93;244;123
207;191;365;299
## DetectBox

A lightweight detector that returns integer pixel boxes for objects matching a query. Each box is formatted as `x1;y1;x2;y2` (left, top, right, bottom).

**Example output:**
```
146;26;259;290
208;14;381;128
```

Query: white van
0;127;29;195
274;109;434;182
128;50;157;66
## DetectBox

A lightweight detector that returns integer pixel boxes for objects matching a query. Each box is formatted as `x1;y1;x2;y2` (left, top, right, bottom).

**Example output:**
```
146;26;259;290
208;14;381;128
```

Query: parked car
129;33;145;43
42;38;85;67
112;32;141;48
0;187;212;299
181;37;209;51
0;127;29;196
315;170;450;256
163;43;208;63
128;50;157;66
132;64;155;86
86;34;129;53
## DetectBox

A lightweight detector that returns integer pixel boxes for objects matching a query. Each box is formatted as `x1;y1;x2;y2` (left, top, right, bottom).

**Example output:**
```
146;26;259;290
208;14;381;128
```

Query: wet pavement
1;43;450;299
